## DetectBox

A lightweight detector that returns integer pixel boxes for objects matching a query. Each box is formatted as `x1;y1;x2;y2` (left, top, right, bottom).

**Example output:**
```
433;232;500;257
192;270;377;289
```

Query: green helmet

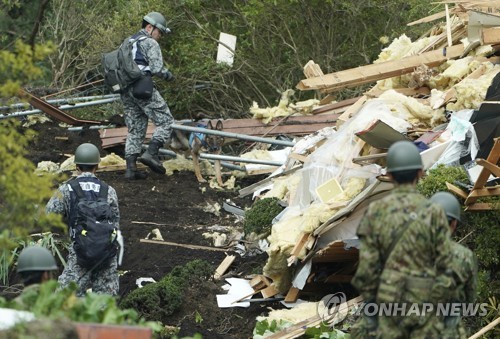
74;143;100;165
144;12;171;34
17;246;58;273
386;141;423;172
430;191;461;222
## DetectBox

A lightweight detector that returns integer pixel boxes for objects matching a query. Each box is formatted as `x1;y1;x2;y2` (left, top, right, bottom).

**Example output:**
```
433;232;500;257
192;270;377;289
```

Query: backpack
101;33;148;93
69;179;118;270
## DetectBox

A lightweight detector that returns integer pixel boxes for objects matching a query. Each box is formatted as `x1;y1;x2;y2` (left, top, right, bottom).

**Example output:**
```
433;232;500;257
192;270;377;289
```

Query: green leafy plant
244;197;284;235
0;280;162;332
194;310;203;324
120;260;213;322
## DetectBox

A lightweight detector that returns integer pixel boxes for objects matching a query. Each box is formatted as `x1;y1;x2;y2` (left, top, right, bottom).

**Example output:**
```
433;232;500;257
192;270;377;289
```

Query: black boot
139;138;166;174
125;154;148;180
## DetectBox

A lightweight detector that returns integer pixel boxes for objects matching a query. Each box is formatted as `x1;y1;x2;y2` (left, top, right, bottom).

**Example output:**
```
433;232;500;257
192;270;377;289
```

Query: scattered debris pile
231;3;500;336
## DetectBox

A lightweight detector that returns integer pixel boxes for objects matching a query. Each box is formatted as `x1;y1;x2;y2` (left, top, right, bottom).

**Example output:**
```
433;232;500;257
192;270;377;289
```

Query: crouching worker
46;143;122;297
16;246;58;291
430;192;478;338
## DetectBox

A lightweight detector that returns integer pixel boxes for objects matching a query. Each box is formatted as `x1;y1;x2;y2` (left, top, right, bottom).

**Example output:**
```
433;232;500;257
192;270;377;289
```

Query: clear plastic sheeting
430;109;480;169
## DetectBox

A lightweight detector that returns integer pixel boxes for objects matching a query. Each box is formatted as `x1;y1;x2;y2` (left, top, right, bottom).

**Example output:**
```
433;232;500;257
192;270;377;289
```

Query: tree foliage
0;120;64;250
11;0;436;118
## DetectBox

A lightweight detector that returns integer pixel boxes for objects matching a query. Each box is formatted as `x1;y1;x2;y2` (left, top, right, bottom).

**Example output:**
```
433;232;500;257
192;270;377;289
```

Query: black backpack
69;179;118;270
101;33;148;93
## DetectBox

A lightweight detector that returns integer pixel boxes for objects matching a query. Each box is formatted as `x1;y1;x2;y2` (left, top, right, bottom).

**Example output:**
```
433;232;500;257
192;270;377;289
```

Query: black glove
161;70;175;82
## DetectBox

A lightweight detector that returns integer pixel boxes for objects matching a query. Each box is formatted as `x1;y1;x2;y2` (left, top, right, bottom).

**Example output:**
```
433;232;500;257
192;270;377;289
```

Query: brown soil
23;120;281;338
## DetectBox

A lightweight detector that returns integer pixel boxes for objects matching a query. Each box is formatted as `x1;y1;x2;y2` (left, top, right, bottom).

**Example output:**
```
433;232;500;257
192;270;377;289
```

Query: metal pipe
172;123;295;147
0;94;120;111
199;153;283;166
67;125;116;131
0;97;120;120
156;148;245;171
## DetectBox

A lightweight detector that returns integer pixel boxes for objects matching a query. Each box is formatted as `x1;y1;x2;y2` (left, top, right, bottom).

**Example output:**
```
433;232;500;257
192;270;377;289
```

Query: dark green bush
244;197;284;235
120;260;213;322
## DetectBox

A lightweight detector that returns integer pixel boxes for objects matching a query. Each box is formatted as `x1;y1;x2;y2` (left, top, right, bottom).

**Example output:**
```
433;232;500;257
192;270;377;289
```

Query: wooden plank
311;97;360;114
366;87;431;98
336;95;367;127
466;138;500;205
250;275;271;290
482;27;500;44
261;285;279;299
476;158;500;177
296;44;465;93
139;239;229;252
284;287;300;303
214;255;236;280
467;186;500;198
465;203;495;211
446;182;469;200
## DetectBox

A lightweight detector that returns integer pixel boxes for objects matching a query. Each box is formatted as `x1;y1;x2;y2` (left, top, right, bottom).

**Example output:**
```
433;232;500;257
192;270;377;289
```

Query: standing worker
431;191;478;338
121;11;176;180
46;143;121;297
350;141;454;338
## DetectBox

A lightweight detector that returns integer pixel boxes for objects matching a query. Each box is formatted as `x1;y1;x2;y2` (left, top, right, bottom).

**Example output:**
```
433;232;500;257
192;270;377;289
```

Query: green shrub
244;197;284;235
120;260;213;322
417;164;469;197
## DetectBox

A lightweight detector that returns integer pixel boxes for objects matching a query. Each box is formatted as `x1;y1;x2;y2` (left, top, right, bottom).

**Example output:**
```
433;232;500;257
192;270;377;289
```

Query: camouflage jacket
133;28;170;77
45;172;120;230
351;185;453;302
450;241;478;304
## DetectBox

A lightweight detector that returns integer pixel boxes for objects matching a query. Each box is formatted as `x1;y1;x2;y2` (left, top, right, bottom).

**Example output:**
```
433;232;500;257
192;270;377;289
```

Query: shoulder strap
99;181;109;199
69;179;85;199
382;199;429;267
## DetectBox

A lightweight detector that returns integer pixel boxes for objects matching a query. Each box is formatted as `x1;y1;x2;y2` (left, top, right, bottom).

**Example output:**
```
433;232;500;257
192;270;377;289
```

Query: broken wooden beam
296;44;465;93
214;255;236;280
139;239;229;252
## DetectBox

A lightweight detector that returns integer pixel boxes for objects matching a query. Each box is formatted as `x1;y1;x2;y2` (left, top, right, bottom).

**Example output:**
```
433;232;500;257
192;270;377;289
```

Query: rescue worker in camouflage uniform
350;141;454;338
13;246;58;306
122;11;175;179
45;143;120;297
431;191;478;338
16;246;58;290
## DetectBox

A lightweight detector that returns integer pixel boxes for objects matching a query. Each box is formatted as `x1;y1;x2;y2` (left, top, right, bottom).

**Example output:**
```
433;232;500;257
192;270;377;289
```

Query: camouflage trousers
376;314;445;338
58;244;119;297
121;86;174;157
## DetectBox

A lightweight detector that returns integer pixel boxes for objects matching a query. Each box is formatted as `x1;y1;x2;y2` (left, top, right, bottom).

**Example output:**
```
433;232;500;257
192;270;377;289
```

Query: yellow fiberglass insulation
378;90;445;126
263;177;366;292
374;34;435;63
262;171;301;203
427;58;483;90
100;153;126;166
257;300;319;324
447;66;500;111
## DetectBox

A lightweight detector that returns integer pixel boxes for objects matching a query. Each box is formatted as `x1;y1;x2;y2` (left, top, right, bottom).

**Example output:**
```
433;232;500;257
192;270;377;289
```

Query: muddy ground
23;120;282;338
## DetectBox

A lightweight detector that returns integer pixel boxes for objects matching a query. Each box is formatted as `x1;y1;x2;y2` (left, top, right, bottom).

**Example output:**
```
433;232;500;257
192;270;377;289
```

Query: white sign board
216;32;237;66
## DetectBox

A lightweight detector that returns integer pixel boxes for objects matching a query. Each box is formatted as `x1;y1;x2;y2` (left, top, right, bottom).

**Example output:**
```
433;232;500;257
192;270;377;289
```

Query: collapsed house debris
231;3;500;333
